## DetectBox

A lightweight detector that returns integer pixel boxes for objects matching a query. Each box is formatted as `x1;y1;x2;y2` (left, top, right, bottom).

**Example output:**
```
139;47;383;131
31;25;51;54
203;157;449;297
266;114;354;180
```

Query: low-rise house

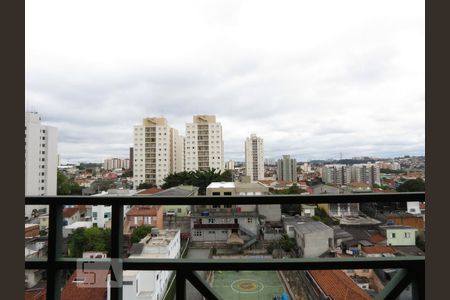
25;224;40;238
379;225;418;246
38;214;49;231
92;189;137;228
108;230;180;300
308;270;371;300
124;205;164;233
63;221;93;238
148;185;198;217
293;221;334;257
25;237;48;289
63;205;86;226
361;246;397;257
301;204;316;217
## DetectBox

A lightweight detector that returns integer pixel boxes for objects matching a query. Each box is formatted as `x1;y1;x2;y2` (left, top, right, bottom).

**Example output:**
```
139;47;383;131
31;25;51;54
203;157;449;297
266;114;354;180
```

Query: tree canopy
162;169;232;195
396;178;425;192
130;225;153;243
137;182;157;190
68;227;111;257
57;171;82;195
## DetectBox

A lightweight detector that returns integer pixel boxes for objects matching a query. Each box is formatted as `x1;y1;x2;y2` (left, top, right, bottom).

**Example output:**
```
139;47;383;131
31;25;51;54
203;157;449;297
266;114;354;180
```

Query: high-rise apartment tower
245;134;264;181
185;115;224;172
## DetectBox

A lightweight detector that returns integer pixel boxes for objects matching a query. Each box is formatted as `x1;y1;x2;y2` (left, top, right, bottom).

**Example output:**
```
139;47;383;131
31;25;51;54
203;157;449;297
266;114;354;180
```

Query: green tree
267;234;296;254
396;178;425;192
137;182;157;190
57;171;82;195
130;225;153;243
68;227;111;257
162;169;232;195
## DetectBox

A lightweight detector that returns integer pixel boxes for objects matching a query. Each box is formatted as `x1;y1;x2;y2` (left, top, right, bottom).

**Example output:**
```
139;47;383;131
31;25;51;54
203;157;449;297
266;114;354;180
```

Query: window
247;218;253;223
405;232;411;238
224;192;232;196
208;218;215;224
390;233;396;238
212;192;220;196
104;212;111;219
194;231;202;236
93;212;97;218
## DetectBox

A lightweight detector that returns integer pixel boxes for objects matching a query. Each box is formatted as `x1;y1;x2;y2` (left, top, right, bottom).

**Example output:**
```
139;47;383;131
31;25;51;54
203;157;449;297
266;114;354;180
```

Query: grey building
293;221;334;257
276;155;297;181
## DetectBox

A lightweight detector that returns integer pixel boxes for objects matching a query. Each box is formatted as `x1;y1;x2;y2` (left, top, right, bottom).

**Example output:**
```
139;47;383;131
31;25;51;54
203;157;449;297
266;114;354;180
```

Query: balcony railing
25;192;425;300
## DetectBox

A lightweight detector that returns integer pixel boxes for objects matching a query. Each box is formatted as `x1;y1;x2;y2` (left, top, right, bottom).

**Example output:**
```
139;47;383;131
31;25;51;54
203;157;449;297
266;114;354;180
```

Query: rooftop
367;234;386;244
150;185;198;197
361;246;397;255
136;187;163;195
379;224;418;230
309;270;371;300
64;221;93;230
207;182;235;189
126;205;161;216
294;221;332;234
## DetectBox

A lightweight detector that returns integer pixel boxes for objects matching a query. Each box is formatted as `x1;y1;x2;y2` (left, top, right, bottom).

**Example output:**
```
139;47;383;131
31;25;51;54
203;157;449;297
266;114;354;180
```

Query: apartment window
247;218;253;223
93;212;97;218
208;218;215;224
209;231;215;234
405;232;411;238
390;233;396;238
194;231;202;236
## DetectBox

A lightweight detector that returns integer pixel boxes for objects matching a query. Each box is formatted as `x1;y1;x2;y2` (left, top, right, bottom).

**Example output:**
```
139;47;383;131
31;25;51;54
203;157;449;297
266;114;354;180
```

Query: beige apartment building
133;117;185;188
185;115;224;172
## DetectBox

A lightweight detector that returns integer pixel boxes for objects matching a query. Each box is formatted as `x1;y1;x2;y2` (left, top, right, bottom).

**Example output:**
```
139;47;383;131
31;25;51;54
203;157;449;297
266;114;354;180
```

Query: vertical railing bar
46;203;63;300
176;268;187;300
110;203;124;300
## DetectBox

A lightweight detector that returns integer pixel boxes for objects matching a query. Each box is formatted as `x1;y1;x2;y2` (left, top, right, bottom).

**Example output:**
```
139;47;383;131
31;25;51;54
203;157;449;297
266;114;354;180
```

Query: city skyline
26;0;424;163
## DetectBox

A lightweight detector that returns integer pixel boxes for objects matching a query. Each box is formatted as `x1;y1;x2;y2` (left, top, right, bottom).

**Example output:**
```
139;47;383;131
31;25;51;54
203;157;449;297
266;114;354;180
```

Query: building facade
351;164;381;186
133;117;171;188
322;164;352;186
169;128;185;174
185;115;224;172
25;112;58;218
225;160;235;170
276;155;297;181
245;134;264;181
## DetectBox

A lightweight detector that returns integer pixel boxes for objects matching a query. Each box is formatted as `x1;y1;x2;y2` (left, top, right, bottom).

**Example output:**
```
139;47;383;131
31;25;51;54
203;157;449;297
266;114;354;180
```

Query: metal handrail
25;192;425;300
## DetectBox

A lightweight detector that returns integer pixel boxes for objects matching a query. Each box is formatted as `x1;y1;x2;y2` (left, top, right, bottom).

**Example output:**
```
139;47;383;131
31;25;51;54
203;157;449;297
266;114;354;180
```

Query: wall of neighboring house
192;229;230;242
295;229;334;258
386;229;417;246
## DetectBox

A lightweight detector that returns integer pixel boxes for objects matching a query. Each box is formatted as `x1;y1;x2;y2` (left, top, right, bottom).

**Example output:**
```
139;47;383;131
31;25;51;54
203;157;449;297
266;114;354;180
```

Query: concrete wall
295;228;334;258
258;205;281;222
385;229;417;246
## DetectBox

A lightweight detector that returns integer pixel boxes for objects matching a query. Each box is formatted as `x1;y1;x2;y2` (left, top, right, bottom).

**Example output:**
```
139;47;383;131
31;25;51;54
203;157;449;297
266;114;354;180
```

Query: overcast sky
25;0;424;163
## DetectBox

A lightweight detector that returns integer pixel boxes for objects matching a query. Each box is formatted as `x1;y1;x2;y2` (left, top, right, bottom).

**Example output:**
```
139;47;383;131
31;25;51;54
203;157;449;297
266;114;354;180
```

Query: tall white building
133;117;171;188
25;112;58;218
225;160;235;170
245;134;264;181
169;128;185;174
185;115;224;172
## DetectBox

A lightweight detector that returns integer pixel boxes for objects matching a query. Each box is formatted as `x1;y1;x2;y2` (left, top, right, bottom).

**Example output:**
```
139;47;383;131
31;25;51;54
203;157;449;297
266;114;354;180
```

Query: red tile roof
61;270;108;300
137;187;163;195
126;205;161;216
362;246;397;254
25;289;46;300
367;234;386;244
63;207;79;218
309;270;371;300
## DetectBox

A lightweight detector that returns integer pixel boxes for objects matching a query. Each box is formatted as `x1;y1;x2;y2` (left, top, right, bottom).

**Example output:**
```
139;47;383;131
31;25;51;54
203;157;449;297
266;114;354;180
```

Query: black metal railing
25;192;425;300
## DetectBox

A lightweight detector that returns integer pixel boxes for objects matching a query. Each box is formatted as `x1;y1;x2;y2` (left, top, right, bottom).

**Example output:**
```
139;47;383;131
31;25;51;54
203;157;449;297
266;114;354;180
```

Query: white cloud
26;0;425;162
